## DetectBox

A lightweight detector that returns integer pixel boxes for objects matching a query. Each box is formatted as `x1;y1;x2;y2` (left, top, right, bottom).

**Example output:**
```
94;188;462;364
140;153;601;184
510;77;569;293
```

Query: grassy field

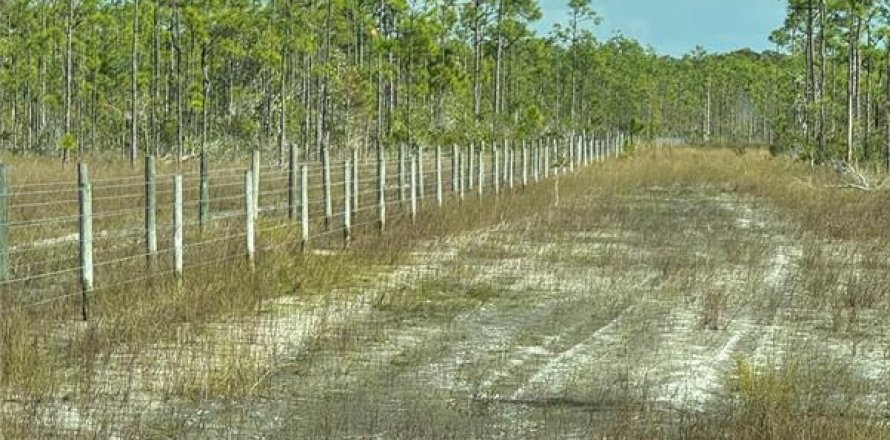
4;146;890;438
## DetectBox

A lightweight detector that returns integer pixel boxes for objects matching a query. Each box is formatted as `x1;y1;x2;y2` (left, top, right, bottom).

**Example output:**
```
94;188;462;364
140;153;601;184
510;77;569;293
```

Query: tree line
772;0;890;167
0;0;788;165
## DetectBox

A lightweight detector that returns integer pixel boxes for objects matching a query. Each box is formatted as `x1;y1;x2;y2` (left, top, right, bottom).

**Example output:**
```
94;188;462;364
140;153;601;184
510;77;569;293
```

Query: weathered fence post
436;145;443;207
410;154;418;222
251;148;260;217
245;170;256;268
478;143;485;199
458;148;465;200
569;135;575;173
288;142;298;220
322;146;332;230
78;163;93;321
451;144;458;194
352;149;359;218
544;141;550;179
522;141;529;187
399;144;407;205
418;146;425;203
300;165;309;250
378;148;386;233
493;144;500;195
199;151;209;228
533;141;540;183
344;159;352;248
0;165;8;282
173;174;184;280
468;144;475;191
508;142;515;190
502;140;510;187
144;156;157;268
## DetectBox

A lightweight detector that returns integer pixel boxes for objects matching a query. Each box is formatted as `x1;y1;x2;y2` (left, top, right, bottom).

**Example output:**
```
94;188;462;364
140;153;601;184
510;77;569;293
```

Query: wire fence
0;133;625;318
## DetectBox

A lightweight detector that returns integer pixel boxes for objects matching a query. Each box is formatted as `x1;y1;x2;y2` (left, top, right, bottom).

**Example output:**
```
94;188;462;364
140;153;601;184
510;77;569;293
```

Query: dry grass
5;145;890;438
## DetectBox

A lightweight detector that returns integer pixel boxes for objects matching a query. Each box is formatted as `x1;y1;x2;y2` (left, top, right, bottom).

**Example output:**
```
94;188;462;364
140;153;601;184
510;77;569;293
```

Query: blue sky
536;0;788;57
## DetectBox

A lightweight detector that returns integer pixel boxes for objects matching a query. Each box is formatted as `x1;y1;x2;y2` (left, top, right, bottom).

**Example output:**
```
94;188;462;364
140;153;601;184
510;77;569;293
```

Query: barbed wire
1;140;618;315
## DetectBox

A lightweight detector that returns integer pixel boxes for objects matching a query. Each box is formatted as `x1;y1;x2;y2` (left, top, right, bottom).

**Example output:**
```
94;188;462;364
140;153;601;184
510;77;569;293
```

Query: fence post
418;146;425;203
173;174;184;280
436;145;443;207
508;142;515;190
245;170;256;268
569;135;575;173
344;159;352;248
478;143;485;199
410;154;418;222
522;141;529;187
144;156;157;268
399;144;406;205
0;165;7;282
503;140;511;188
251;148;260;218
468;144;475;191
322;146;332;230
451;144;458;194
378;148;386;233
458;148;465;200
544;141;550;179
78;164;93;321
534;140;540;183
493;144;500;195
288;142;298;220
352;149;359;218
301;165;309;250
199;151;209;228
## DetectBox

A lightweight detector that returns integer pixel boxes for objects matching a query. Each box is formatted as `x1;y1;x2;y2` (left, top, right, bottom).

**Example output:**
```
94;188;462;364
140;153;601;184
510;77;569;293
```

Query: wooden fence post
478;143;485;199
399;144;407;205
352;149;359;218
493;144;500;195
173;174;184;280
199;151;209;228
323;146;332;230
468;144;475;191
569;136;575;173
410;154;418;222
144;156;157;268
288;142;298;220
418;146;425;203
508;142;515;190
522;141;528;187
0;165;7;282
544;141;550;179
458;148;465;200
378;148;386;233
344;159;352;247
436;145;443;207
245;170;256;268
451;144;458;194
251;148;260;218
301;165;309;250
78;164;93;321
504;140;511;188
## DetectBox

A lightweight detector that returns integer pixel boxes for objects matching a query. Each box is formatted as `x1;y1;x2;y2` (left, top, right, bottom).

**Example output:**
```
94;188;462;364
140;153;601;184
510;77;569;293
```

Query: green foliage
0;0;787;157
58;133;78;153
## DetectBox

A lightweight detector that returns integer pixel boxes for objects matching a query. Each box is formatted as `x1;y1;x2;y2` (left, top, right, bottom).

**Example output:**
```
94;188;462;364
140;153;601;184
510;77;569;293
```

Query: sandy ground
20;183;890;438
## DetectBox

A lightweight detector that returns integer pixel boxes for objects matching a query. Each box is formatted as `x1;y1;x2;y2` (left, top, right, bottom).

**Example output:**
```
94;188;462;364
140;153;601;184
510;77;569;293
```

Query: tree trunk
130;0;139;167
65;0;74;163
817;0;826;159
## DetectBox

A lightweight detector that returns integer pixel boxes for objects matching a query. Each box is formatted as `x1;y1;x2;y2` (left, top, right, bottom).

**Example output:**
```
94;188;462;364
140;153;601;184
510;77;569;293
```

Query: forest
0;0;789;165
